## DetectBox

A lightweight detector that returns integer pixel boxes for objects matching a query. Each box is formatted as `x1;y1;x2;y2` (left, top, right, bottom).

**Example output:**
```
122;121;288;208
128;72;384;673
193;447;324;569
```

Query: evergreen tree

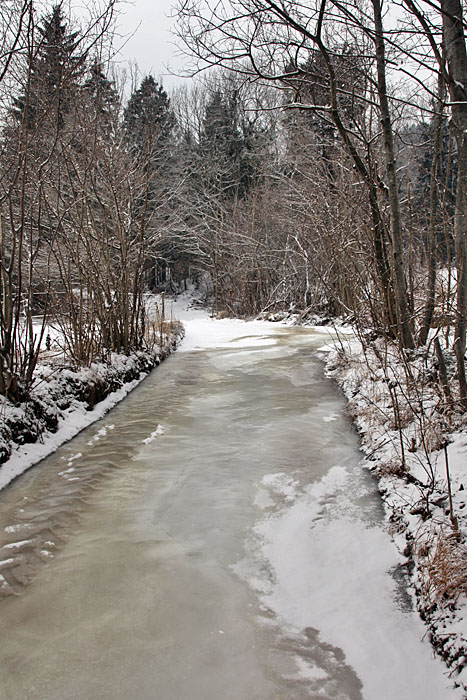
122;76;177;289
123;75;174;153
13;3;85;131
199;87;263;200
84;60;118;129
284;48;365;183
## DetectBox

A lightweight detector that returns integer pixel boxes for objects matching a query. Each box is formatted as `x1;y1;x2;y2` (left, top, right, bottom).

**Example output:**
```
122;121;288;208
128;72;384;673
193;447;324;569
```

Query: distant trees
169;74;279;313
198;86;263;201
173;0;466;349
13;4;86;132
123;75;178;290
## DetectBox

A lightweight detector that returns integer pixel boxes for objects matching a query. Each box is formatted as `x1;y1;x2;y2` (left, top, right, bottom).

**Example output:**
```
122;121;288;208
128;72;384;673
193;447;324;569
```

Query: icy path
0;298;460;700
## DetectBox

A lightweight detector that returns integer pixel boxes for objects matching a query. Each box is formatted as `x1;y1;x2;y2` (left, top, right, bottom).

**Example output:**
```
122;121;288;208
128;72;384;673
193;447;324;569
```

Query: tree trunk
418;69;445;346
441;0;467;407
371;0;415;349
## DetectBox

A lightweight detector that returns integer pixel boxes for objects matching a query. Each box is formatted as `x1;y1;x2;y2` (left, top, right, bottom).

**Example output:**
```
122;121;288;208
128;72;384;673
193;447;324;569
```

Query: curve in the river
0;310;460;700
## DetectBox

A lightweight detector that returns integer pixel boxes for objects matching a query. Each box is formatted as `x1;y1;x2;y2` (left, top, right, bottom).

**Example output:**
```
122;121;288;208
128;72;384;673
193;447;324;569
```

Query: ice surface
241;465;462;699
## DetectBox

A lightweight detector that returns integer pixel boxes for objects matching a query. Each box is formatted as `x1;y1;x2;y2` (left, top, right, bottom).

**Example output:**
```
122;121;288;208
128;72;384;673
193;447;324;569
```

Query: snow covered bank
0;324;184;491
325;336;467;693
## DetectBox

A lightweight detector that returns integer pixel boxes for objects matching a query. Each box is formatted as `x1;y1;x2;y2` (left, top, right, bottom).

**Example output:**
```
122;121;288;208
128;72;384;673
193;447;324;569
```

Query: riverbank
0;323;184;491
323;335;467;694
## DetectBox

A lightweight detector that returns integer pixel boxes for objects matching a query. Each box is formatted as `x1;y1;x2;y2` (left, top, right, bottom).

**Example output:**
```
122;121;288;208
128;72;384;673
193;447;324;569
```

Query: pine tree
123;75;174;154
84;60;118;128
13;4;85;131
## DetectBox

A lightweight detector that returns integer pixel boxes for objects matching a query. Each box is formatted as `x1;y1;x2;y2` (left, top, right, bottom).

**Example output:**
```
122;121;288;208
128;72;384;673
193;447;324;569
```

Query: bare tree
175;0;418;345
441;0;467;406
0;0;117;398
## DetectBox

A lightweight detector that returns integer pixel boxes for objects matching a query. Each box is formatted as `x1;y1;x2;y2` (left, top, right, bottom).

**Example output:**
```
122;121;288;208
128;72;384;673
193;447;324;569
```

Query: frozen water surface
0;303;461;699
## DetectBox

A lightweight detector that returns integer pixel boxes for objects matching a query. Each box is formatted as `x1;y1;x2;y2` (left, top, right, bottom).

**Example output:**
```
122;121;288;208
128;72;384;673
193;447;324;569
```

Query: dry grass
418;530;467;606
417;418;449;453
377;458;407;477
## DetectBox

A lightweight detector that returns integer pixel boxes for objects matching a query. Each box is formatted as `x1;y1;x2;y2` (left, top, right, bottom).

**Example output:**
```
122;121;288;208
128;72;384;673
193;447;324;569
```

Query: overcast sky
112;0;188;88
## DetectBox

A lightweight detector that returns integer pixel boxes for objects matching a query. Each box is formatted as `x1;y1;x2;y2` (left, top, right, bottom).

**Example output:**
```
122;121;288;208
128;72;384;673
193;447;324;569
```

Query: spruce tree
84;60;118;128
122;76;176;289
123;75;174;154
199;87;262;200
13;4;85;131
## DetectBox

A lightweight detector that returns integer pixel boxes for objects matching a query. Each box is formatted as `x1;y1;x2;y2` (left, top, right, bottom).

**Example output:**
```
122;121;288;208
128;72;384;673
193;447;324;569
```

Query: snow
322;411;339;422
87;424;115;446
261;472;300;502
251;465;460;699
0;376;144;492
4;539;34;550
179;316;277;353
0;558;15;568
169;293;282;353
142;424;165;443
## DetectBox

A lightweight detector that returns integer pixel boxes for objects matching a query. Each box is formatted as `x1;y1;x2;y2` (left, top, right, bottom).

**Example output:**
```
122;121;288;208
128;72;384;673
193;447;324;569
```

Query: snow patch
261;472;300;502
0;558;15;568
322;412;339;422
241;465;461;699
3;539;34;550
87;424;115;445
142;425;165;444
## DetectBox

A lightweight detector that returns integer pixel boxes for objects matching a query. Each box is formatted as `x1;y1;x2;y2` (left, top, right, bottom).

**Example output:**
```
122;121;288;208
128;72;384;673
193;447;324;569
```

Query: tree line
174;0;467;409
2;0;467;414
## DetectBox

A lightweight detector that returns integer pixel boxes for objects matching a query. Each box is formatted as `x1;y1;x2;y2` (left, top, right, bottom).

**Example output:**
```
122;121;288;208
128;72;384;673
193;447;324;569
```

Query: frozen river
0;302;460;699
